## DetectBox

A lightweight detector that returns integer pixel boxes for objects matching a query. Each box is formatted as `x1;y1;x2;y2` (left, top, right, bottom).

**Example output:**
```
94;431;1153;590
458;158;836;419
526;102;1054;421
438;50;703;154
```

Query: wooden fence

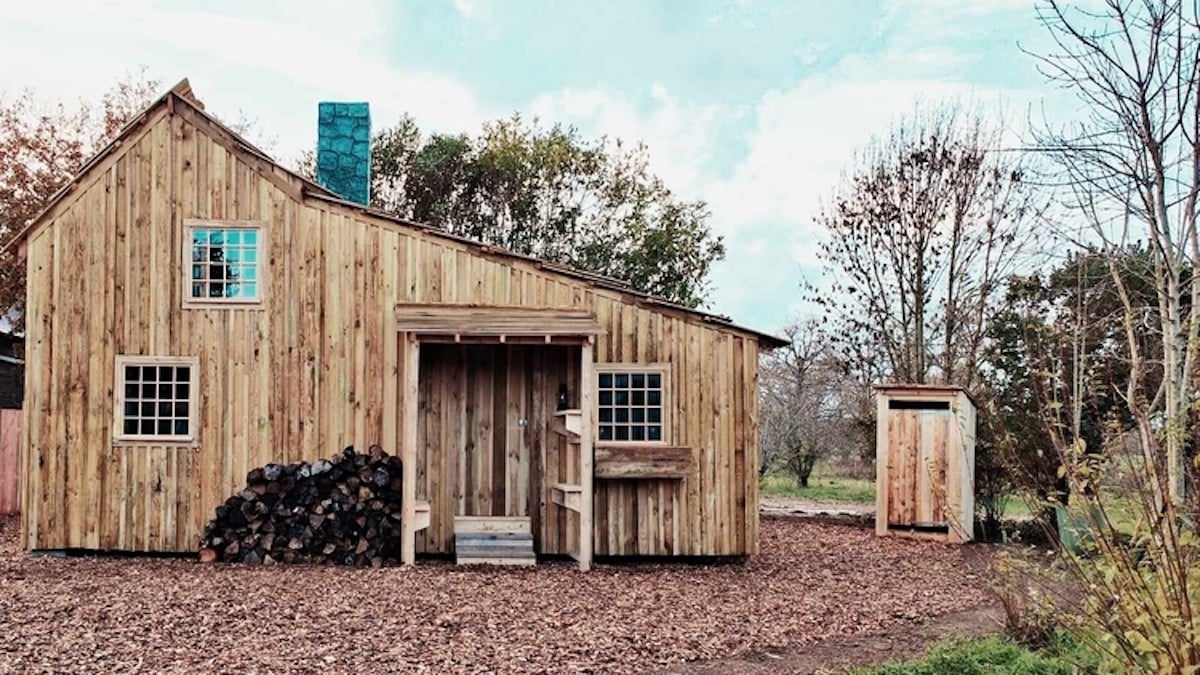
0;408;20;515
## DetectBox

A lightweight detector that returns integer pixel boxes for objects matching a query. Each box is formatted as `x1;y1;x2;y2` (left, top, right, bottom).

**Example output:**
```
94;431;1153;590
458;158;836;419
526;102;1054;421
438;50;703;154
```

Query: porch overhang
395;303;604;343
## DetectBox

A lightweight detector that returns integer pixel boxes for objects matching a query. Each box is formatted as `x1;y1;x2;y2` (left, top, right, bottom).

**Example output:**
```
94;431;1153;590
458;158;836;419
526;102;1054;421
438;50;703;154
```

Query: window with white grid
597;369;666;443
184;220;263;304
114;356;199;443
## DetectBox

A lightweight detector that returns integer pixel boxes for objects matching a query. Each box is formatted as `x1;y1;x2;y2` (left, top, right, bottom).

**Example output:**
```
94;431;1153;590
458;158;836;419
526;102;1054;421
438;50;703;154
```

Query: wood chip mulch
0;514;990;674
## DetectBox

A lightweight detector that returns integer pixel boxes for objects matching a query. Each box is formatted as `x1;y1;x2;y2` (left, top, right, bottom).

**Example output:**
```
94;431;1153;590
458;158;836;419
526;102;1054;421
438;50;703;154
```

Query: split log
198;445;404;566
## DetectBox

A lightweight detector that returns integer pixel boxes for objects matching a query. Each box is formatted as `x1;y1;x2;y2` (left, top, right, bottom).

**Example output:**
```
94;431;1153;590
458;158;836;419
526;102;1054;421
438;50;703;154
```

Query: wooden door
886;403;950;528
414;344;573;553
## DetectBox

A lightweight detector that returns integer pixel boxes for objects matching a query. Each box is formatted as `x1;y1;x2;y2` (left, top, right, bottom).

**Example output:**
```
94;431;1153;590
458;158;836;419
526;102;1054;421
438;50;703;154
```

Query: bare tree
812;103;1038;389
760;321;867;486
1014;2;1200;669
1032;0;1198;509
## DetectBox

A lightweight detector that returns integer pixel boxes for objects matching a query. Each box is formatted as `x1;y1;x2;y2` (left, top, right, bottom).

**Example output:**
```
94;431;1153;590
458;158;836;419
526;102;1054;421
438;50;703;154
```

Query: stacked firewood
198;445;405;566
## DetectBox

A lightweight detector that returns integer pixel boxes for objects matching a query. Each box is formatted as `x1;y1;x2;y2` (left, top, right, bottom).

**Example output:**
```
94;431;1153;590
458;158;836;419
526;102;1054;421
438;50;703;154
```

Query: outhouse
874;384;976;543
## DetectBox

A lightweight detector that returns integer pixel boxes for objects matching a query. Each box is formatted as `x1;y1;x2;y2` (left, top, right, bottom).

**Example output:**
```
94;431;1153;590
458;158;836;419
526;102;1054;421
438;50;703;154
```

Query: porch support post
579;338;595;571
401;332;420;566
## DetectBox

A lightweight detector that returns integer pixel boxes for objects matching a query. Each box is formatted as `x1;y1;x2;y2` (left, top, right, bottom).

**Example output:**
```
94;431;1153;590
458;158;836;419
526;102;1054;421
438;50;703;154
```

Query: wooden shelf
413;500;431;532
553;409;583;436
594;445;693;480
551;482;583;512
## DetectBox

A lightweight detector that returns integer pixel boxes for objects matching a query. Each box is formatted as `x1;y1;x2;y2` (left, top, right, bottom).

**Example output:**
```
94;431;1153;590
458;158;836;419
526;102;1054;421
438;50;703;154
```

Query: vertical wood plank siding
21;107;762;557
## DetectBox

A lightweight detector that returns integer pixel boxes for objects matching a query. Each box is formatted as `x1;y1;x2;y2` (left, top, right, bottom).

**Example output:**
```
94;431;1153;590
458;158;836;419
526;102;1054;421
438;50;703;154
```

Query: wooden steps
453;516;536;566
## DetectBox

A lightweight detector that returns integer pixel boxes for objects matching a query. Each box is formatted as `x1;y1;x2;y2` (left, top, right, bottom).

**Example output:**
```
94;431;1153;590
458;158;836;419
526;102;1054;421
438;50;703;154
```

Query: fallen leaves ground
0;514;991;674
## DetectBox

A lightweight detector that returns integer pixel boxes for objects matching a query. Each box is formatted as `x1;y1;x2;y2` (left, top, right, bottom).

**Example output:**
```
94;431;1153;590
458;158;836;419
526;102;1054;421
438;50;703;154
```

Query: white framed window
597;365;668;443
114;355;200;444
183;219;264;306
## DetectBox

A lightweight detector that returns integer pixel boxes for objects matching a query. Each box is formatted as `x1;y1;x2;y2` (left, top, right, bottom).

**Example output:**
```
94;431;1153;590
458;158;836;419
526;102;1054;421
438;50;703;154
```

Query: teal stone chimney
316;102;371;205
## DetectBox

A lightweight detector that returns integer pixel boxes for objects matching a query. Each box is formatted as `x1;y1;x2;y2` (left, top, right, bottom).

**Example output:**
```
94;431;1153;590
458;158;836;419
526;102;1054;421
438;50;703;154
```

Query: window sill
182;300;264;309
595;440;671;449
112;438;200;448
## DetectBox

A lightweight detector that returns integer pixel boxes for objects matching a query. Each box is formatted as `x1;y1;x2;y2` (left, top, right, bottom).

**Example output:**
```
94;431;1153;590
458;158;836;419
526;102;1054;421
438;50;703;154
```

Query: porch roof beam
395;303;604;339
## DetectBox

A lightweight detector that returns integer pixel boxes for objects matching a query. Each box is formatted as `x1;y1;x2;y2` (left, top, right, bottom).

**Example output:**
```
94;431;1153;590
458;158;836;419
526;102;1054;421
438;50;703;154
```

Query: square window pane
244;266;257;281
140;419;156;435
191;282;204;298
159;366;174;381
157;419;172;435
158;383;173;399
632;408;644;423
648;425;662;441
141;383;157;399
140;402;155;417
631;426;645;441
245;250;258;263
615;408;629;423
632;373;645;388
598;408;612;423
598;391;612;406
176;382;190;399
648;408;661;423
242;282;258;298
124;366;140;382
598;426;613;441
631;391;645;406
158;402;173;417
174;419;189;436
174;402;189;418
124;402;138;418
647;373;661;388
614;373;628;388
124;383;138;399
598;373;612;388
227;231;242;245
176;366;191;382
123;419;139;435
615;426;629;441
142;366;158;381
244;230;258;245
648;391;661;406
614;391;628;405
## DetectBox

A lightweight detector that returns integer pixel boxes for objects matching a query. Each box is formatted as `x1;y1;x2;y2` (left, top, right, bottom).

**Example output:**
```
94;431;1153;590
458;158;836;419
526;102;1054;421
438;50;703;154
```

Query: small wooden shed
874;384;975;544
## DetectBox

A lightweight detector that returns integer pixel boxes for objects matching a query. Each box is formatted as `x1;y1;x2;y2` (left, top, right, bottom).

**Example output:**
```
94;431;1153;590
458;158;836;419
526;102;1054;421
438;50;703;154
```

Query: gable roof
5;79;787;349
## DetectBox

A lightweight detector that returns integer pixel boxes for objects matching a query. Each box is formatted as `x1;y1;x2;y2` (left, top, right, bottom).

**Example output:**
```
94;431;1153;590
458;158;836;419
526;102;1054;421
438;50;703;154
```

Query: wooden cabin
6;80;784;569
874;384;976;544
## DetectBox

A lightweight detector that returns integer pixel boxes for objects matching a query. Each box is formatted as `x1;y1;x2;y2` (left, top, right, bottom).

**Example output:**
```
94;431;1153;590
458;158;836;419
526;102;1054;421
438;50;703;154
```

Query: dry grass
0;515;991;674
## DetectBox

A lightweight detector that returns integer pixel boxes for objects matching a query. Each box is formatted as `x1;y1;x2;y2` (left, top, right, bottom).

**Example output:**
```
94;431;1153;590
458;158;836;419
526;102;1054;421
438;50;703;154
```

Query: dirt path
664;506;1000;675
759;497;875;519
654;603;1002;674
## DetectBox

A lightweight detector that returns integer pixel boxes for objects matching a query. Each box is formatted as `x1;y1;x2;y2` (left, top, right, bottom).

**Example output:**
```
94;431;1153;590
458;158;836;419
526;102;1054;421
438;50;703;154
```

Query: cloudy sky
0;0;1070;334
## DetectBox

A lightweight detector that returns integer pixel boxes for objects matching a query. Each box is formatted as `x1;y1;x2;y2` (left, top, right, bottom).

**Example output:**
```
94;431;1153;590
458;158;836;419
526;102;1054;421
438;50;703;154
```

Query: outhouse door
885;400;951;529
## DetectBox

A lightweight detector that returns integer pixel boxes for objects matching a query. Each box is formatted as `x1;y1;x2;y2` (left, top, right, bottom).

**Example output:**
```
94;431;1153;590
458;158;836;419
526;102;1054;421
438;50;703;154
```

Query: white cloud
0;0;496;166
527;84;734;201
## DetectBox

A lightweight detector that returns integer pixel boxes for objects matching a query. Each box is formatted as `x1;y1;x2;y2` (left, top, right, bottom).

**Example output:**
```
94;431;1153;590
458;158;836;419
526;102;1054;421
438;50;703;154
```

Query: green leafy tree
303;115;725;308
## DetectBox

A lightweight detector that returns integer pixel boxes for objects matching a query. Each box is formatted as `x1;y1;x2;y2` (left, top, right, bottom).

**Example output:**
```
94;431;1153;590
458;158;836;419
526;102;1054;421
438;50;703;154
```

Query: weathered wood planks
19;94;769;560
